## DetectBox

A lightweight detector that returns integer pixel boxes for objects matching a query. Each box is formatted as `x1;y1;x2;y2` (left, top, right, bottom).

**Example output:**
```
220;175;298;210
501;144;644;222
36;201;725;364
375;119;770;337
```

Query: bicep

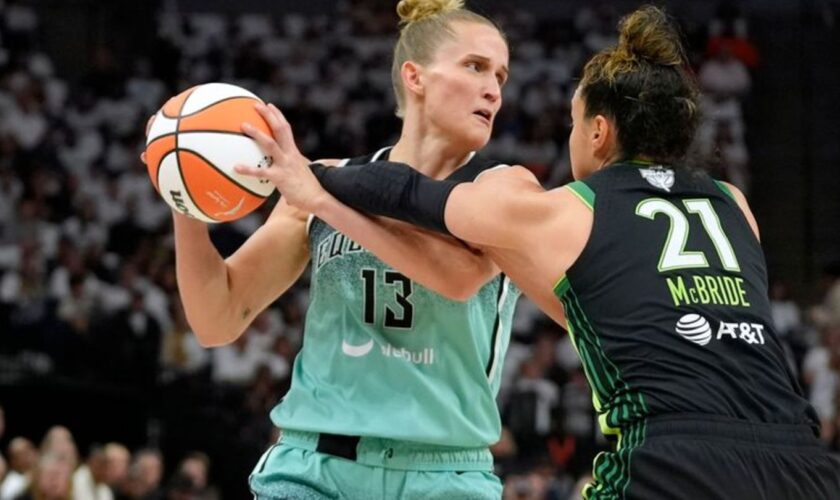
444;167;548;249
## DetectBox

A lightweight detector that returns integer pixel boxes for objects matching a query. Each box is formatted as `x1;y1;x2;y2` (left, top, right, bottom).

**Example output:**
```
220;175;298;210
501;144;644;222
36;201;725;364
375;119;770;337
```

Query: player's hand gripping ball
144;83;275;222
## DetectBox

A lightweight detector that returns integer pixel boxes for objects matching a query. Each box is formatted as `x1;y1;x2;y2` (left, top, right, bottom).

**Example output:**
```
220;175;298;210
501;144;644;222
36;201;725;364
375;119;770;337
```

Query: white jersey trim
474;163;512;182
487;275;511;382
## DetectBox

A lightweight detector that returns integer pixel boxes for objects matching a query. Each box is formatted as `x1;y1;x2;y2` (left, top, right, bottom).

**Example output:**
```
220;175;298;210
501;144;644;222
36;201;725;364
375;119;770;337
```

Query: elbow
186;313;240;348
194;331;227;348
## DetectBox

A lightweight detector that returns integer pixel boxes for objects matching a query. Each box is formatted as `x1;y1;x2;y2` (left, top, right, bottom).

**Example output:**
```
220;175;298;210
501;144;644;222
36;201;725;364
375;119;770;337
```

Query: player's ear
401;60;425;98
591;114;614;159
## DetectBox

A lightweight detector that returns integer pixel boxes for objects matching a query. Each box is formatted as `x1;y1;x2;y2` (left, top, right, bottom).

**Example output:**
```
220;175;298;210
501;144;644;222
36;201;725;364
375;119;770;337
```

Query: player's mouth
473;109;492;125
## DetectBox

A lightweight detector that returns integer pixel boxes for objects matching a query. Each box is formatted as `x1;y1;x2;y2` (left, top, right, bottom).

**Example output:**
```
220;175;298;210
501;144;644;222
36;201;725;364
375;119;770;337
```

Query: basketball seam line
173;147;267;200
174;87;213;221
147;129;258;142
163;95;261;119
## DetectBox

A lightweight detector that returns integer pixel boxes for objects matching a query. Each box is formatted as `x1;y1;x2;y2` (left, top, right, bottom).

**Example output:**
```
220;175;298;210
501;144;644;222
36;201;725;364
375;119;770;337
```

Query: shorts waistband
278;428;494;472
639;414;821;448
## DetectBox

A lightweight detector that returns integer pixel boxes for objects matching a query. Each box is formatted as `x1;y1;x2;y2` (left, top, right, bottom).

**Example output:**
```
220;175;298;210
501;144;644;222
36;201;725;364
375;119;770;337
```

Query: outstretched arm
308;158;551;249
236;104;499;300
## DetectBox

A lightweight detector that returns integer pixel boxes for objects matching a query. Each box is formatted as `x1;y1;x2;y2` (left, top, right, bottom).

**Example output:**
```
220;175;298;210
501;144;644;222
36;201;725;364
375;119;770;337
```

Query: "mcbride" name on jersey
666;274;751;308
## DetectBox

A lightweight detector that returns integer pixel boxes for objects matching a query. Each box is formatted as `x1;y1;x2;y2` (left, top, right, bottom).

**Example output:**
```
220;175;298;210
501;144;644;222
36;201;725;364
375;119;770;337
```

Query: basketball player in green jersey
239;6;840;499
157;1;525;499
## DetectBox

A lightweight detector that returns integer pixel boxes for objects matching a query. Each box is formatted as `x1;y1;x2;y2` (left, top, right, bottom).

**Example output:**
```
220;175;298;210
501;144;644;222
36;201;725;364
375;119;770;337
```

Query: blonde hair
392;0;504;118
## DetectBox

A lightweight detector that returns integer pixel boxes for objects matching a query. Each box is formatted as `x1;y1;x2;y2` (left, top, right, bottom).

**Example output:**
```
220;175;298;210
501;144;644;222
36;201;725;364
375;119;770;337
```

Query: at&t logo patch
675;314;713;345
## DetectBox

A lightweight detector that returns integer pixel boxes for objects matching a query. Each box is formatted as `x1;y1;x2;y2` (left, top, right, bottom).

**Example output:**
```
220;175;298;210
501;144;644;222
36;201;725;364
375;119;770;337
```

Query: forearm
311;161;456;234
173;203;311;346
173;214;242;346
311;161;544;249
315;193;497;300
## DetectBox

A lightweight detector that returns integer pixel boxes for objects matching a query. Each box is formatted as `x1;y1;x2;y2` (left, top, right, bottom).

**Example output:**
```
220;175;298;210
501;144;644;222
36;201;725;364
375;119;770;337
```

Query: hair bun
617;5;684;67
397;0;464;26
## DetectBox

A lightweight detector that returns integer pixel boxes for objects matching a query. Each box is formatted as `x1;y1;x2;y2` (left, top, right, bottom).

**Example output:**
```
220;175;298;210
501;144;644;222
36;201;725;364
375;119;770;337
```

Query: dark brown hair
580;5;699;164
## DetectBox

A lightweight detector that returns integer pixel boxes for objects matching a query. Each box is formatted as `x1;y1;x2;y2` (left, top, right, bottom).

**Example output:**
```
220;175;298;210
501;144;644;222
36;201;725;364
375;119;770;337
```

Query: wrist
307;187;333;215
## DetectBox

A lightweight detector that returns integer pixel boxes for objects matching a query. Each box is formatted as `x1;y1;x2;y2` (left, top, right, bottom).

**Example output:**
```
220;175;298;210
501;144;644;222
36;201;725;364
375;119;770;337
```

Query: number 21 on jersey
635;198;741;273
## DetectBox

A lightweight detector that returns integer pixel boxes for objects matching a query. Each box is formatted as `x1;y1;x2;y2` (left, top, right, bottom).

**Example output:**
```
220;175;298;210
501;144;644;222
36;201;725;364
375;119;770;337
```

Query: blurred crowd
0;416;219;500
0;0;836;499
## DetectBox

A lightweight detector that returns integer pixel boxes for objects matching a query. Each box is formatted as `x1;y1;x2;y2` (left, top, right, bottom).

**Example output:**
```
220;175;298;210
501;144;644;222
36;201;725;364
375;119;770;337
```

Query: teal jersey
271;148;521;447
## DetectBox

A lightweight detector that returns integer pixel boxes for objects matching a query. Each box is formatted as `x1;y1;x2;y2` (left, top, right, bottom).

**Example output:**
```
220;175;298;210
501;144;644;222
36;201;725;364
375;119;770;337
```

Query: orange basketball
144;83;275;223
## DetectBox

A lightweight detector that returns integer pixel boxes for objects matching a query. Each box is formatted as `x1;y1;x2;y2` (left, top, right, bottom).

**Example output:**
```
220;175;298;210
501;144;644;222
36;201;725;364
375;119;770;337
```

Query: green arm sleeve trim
714;180;737;202
565;181;595;211
553;275;570;297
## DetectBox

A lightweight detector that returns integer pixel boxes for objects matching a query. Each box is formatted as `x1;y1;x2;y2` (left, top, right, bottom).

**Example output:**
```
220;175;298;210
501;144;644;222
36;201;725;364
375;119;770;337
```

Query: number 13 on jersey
361;269;415;329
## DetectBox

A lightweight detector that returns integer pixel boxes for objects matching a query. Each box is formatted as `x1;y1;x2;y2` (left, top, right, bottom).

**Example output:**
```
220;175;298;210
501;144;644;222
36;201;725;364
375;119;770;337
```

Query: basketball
144;82;275;223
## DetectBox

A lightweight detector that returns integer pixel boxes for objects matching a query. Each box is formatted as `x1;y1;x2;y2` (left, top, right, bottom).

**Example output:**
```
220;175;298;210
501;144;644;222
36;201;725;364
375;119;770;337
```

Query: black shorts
585;414;840;500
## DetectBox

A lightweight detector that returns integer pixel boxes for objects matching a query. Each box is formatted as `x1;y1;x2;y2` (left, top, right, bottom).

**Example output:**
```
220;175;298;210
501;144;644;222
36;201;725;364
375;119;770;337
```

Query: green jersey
271;148;521;447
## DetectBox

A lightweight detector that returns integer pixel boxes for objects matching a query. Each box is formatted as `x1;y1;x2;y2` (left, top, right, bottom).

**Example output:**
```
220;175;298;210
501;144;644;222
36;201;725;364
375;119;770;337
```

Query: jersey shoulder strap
564;180;595;211
447;153;506;182
343;148;504;183
343;146;392;166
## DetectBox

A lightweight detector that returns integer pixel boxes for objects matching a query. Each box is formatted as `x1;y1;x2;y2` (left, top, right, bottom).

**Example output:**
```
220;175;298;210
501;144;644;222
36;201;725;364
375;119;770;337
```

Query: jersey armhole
713;180;737;202
307;158;352;234
565;181;595;211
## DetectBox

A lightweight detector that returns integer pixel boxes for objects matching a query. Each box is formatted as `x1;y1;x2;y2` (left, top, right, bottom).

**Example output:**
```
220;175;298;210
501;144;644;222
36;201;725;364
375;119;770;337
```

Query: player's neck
390;120;472;180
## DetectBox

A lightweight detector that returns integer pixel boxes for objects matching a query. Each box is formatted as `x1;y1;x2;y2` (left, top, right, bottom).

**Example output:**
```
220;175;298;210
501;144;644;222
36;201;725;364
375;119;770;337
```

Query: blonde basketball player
150;1;524;498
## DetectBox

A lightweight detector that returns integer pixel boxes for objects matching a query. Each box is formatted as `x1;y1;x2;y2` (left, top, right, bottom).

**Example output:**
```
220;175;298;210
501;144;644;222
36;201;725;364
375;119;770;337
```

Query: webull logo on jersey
380;343;435;365
639;166;674;192
341;338;435;365
675;314;766;346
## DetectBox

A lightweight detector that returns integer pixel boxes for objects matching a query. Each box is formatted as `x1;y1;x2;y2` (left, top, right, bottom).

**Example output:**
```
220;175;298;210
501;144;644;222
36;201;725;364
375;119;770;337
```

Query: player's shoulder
473;162;540;185
314;158;343;167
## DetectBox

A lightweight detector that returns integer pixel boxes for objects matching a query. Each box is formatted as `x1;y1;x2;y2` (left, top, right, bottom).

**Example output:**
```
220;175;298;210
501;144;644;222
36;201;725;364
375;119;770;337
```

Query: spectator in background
168;452;218;500
1;239;49;347
770;281;803;338
811;265;840;329
38;426;78;472
699;42;751;99
159;295;209;382
97;290;162;390
802;325;840;443
0;456;6;495
103;443;131;497
1;437;38;500
0;166;24;243
503;355;561;466
72;444;113;500
707;0;759;68
264;335;292;384
210;333;262;387
243;309;283;357
11;453;73;500
118;449;163;500
712;119;750;194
